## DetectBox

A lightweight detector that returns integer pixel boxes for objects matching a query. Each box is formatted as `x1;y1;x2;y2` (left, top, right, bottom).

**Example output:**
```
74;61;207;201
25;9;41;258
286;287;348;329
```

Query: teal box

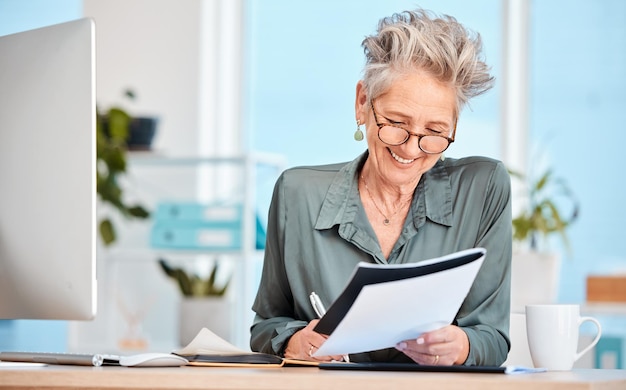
150;224;242;250
595;336;624;369
150;202;267;250
154;202;242;225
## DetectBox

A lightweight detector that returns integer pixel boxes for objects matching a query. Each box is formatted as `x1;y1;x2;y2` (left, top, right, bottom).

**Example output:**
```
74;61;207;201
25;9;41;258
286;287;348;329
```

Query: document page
173;327;283;364
172;327;317;366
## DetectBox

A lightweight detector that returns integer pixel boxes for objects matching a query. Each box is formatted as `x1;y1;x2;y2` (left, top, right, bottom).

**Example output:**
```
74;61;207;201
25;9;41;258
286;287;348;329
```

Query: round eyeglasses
370;100;455;154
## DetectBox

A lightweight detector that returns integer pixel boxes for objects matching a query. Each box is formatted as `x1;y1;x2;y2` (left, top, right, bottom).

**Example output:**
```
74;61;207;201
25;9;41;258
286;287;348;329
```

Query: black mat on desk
318;362;506;373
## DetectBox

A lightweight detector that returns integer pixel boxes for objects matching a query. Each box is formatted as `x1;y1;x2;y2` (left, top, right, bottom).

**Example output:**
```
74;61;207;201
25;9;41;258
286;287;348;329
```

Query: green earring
354;120;364;141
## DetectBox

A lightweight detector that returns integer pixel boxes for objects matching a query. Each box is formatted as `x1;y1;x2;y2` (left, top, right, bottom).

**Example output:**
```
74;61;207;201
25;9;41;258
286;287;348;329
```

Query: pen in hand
309;292;350;363
309;291;326;318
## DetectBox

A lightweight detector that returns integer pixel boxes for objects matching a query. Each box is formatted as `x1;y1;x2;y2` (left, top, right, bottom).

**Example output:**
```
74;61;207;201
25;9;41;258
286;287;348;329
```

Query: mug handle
574;316;602;362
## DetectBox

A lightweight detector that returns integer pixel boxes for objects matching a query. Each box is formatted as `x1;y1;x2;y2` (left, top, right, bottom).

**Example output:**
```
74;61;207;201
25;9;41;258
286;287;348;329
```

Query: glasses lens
419;135;450;154
378;126;409;146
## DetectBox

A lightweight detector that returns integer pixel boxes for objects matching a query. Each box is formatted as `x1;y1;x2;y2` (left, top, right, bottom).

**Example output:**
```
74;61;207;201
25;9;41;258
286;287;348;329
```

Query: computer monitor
0;18;97;320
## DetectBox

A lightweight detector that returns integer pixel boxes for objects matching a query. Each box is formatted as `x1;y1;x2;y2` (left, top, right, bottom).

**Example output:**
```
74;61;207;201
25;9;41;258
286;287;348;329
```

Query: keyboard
0;351;120;366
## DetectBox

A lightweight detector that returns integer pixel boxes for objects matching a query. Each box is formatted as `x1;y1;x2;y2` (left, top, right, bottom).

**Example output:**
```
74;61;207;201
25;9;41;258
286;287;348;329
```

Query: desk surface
1;366;626;390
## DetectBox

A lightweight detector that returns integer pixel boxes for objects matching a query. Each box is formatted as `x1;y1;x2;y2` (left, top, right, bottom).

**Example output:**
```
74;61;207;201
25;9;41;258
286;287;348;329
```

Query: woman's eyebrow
378;108;411;123
383;109;452;128
376;101;453;127
425;119;453;129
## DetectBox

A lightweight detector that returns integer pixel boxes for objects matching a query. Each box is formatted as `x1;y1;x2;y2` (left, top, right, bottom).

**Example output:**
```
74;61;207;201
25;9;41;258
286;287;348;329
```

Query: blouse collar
315;151;453;230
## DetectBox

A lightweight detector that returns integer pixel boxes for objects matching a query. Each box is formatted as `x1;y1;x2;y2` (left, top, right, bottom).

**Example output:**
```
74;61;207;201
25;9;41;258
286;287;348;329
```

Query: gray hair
361;9;494;116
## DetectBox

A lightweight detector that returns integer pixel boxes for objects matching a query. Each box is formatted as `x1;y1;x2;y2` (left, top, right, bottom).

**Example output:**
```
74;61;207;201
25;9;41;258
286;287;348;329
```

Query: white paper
314;256;484;357
174;327;249;355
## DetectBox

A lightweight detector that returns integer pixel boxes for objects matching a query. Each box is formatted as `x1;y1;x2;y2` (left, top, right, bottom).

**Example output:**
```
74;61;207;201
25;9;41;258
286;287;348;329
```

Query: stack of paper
314;248;486;357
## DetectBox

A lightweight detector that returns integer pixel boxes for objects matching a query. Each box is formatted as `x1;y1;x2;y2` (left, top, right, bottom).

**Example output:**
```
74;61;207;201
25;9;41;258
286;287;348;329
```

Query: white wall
83;0;244;157
83;0;203;155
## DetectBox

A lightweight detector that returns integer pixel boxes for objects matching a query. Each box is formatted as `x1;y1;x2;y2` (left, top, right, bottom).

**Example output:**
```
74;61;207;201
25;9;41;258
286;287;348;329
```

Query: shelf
77;151;287;351
127;151;287;168
581;303;626;316
513;303;626;317
103;247;266;262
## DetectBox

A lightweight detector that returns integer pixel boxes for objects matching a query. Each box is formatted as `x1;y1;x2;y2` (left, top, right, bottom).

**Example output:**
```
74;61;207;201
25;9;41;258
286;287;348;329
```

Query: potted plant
96;92;151;245
159;258;233;346
511;169;579;252
509;168;579;311
158;258;230;297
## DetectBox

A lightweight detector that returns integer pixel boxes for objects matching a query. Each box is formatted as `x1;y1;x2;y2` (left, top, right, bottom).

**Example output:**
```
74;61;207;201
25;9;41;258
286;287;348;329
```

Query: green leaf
124;89;136;100
127;205;150;219
158;258;176;277
176;270;194;296
534;170;551;192
105;146;127;173
106;107;131;141
99;219;116;246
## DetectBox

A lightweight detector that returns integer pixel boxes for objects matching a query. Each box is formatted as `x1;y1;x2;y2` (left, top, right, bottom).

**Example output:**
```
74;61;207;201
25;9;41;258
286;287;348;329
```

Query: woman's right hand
283;319;345;362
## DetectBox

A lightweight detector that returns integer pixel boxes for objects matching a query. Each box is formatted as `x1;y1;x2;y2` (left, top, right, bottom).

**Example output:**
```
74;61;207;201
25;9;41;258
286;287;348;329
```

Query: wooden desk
1;366;626;390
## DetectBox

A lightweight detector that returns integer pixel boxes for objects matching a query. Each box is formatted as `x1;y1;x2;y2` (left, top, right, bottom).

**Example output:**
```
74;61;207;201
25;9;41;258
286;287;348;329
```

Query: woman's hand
395;325;470;365
284;320;346;362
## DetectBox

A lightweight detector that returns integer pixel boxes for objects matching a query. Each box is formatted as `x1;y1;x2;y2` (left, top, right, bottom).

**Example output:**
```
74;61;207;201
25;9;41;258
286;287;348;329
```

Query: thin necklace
361;175;411;226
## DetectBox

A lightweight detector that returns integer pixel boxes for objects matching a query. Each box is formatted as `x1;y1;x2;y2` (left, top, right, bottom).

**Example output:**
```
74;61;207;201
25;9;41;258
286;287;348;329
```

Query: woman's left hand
395;325;469;365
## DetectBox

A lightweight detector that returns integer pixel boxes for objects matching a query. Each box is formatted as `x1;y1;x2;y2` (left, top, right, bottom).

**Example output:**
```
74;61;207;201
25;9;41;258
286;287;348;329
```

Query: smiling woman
250;7;512;368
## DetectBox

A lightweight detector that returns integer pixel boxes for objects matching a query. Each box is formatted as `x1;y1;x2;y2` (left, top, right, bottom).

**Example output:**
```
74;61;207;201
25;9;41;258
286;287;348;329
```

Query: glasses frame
370;100;456;154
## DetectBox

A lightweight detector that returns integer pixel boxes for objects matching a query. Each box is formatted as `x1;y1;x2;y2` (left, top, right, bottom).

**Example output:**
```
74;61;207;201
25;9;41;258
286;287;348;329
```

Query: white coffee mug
526;304;602;371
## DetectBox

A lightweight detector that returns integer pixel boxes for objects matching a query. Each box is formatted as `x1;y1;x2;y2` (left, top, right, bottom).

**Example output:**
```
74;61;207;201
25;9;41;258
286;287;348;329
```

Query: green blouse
250;151;512;366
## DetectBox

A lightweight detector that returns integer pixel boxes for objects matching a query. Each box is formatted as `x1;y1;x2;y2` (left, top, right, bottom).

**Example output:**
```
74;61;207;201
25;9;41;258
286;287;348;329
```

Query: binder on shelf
154;202;242;224
150;201;266;250
151;225;242;250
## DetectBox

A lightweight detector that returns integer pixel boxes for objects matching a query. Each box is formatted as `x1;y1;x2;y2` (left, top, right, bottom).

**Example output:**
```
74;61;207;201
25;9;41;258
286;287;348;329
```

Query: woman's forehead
375;73;456;121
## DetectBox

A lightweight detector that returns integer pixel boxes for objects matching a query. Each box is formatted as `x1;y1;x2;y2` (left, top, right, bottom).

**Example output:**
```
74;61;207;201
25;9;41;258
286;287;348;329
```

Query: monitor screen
0;18;97;320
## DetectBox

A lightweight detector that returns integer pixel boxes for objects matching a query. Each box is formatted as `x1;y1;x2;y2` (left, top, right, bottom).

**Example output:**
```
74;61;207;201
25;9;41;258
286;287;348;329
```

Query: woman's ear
354;80;368;120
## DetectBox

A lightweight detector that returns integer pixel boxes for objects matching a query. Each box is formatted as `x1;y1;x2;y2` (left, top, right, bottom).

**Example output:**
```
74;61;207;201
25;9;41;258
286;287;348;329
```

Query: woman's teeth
390;149;415;164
